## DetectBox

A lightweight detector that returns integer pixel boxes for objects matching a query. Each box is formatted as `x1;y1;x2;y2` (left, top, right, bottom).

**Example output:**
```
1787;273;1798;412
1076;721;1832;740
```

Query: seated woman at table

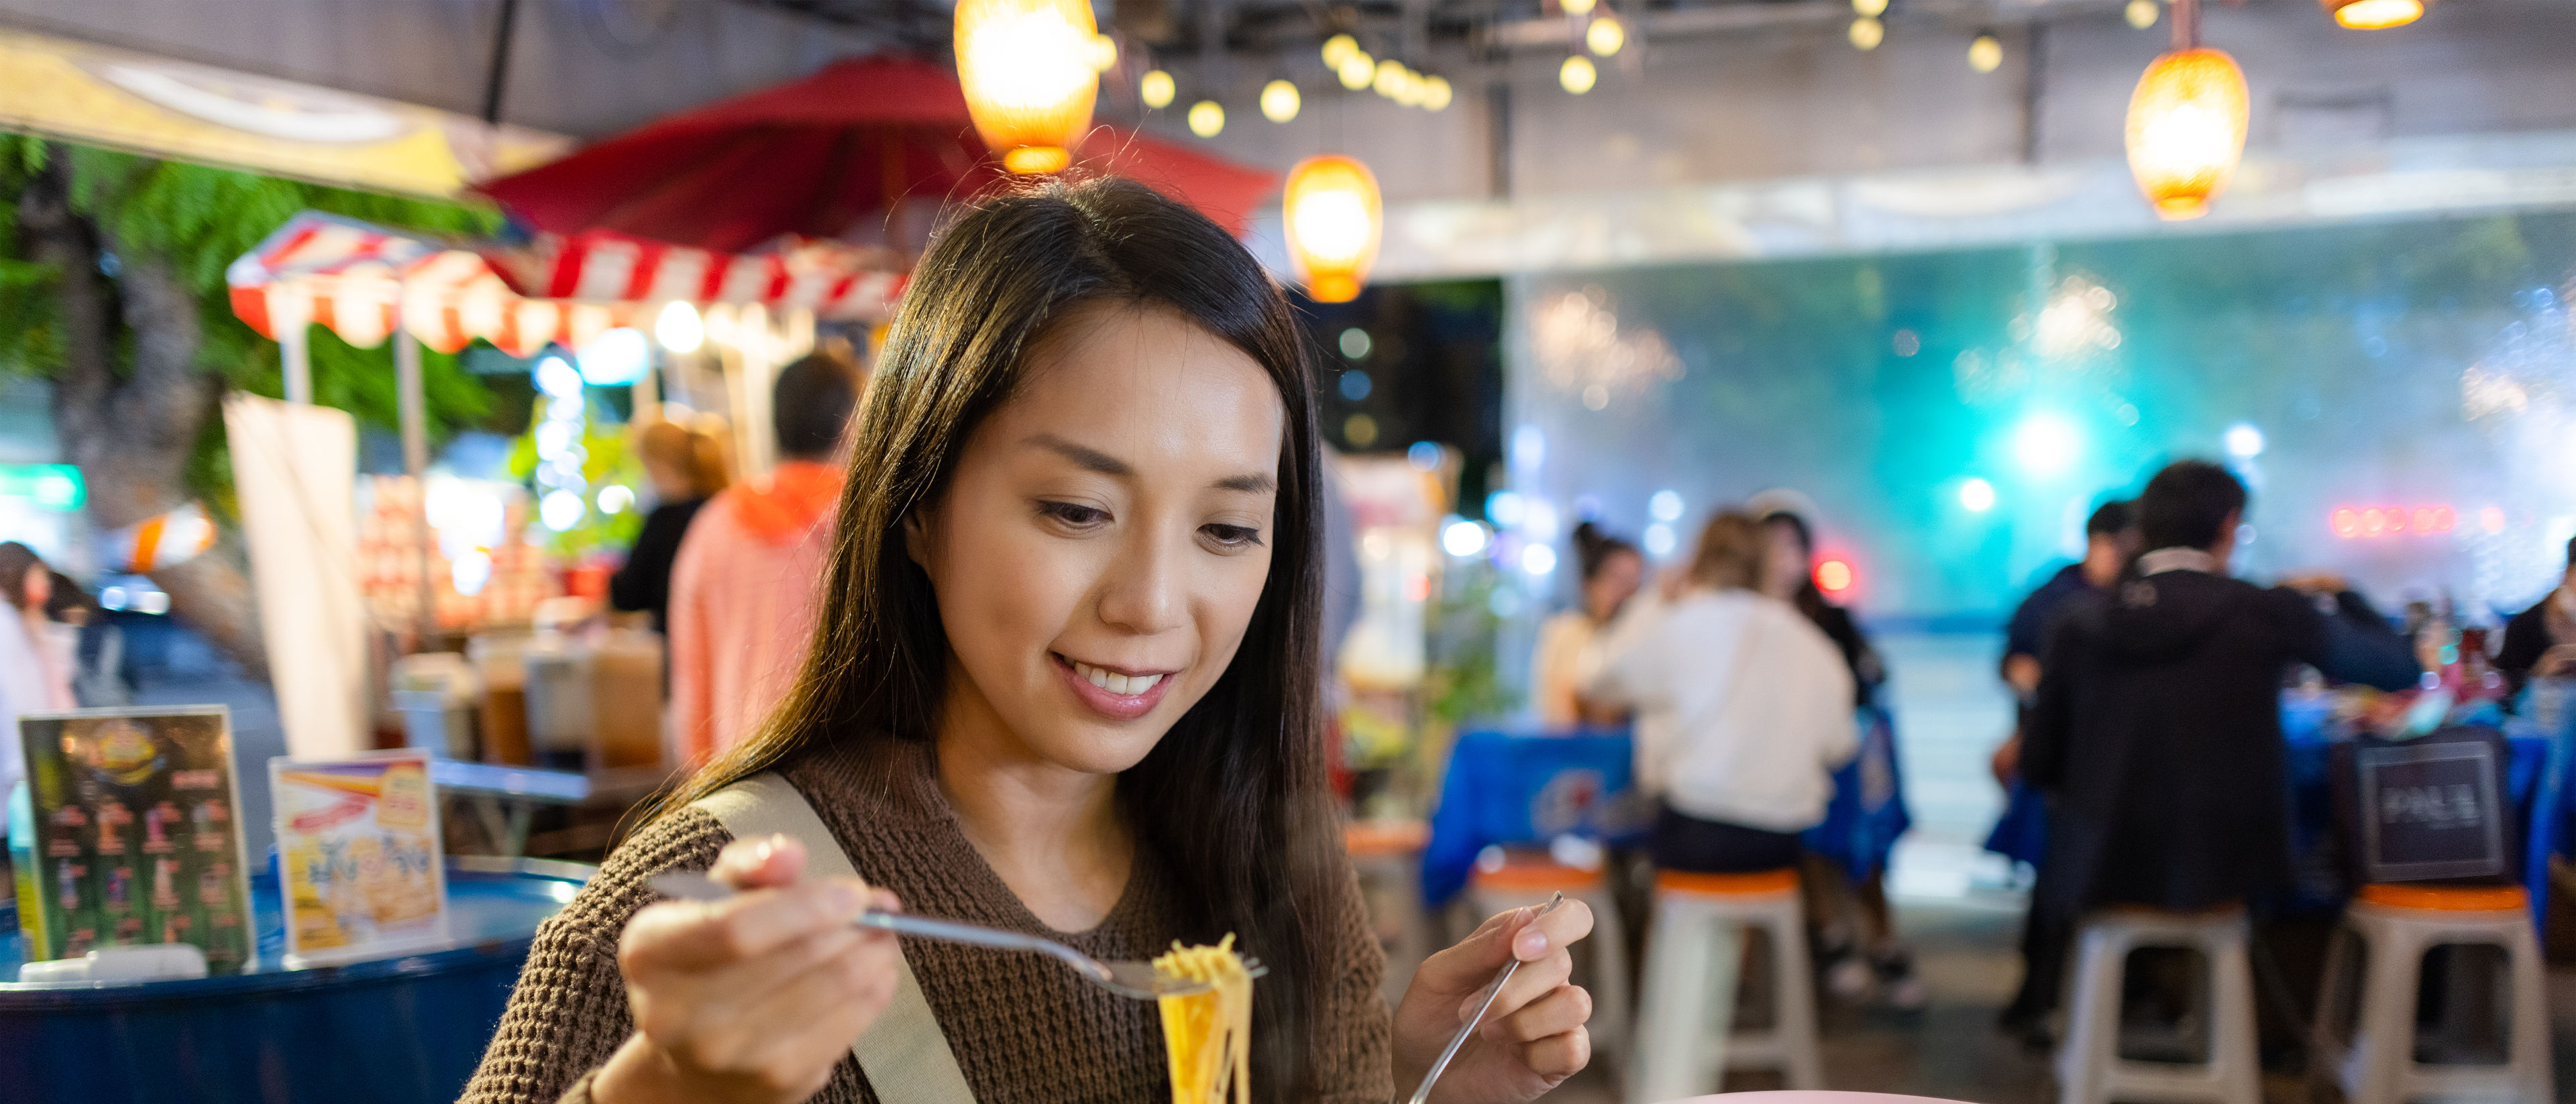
2498;535;2576;703
461;178;1595;1104
1582;511;1857;875
1529;521;1644;729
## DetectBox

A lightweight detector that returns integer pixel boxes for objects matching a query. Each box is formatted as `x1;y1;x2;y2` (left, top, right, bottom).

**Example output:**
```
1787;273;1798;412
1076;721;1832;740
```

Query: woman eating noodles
461;178;1595;1104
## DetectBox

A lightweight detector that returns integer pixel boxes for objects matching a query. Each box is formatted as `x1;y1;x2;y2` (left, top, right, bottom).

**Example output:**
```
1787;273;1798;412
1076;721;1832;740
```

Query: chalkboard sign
2340;726;2513;885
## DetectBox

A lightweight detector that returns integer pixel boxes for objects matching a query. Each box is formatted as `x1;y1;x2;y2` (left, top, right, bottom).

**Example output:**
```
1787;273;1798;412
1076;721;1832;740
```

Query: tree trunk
19;150;270;681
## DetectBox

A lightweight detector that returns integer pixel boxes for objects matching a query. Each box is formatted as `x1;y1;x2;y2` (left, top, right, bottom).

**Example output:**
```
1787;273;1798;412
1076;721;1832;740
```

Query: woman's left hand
1391;899;1596;1104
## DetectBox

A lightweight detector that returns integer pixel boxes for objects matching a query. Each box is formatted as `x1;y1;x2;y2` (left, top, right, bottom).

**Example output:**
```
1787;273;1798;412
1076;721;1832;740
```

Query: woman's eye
1037;501;1110;528
1201;523;1263;549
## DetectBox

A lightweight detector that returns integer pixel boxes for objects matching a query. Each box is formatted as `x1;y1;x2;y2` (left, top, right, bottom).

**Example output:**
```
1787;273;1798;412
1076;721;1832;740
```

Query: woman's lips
1052;654;1176;720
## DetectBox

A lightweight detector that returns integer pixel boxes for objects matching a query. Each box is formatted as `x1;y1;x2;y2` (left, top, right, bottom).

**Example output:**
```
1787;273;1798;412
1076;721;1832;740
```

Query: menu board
16;706;256;973
270;749;447;966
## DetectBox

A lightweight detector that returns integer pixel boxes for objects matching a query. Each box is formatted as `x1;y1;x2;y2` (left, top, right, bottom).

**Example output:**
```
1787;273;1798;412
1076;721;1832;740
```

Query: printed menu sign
16;706;256;973
270;749;447;966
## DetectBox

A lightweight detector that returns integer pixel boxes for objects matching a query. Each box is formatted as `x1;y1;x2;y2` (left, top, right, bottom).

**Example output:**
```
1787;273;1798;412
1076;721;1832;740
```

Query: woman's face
21;565;50;610
907;303;1285;776
1761;521;1809;598
1584;549;1642;622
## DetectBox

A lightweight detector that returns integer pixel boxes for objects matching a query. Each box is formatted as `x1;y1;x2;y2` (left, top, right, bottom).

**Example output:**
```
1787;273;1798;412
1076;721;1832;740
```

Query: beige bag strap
692;773;979;1104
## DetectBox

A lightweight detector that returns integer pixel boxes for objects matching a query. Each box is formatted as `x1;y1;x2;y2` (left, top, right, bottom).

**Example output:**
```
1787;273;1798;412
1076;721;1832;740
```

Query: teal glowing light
2012;413;2083;476
0;465;85;511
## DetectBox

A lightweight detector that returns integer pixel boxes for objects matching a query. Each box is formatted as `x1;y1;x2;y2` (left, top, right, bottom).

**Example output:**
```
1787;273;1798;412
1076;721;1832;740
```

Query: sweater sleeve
460;808;733;1104
1311;863;1397;1104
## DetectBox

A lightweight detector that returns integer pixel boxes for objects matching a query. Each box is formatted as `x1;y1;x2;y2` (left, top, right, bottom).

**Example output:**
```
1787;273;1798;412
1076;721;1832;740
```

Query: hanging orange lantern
2321;0;2424;27
954;0;1100;174
2124;1;2248;223
1282;156;1382;304
2125;0;2247;220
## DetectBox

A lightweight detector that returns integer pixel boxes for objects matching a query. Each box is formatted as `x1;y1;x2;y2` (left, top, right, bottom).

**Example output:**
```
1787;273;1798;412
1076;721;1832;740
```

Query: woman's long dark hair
658;177;1340;1102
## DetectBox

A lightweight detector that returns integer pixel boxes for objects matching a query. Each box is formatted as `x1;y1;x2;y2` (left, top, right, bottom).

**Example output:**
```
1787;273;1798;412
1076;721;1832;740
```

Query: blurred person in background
667;353;859;765
2496;536;2576;701
610;419;730;636
1532;520;1644;728
1758;506;1920;1008
2021;461;2416;1032
1992;498;2138;1038
0;542;76;804
44;570;129;707
1587;510;1855;1098
1585;511;1855;873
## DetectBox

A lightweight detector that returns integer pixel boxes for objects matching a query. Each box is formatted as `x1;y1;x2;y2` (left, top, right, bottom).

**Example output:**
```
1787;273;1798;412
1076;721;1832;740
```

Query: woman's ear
900;507;934;574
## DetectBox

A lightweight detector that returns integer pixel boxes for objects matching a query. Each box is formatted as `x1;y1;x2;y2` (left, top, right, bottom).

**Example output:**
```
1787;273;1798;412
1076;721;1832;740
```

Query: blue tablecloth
1423;706;1911;905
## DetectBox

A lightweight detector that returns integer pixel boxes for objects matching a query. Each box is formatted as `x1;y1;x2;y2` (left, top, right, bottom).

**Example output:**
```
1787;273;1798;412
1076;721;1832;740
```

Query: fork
648;871;1264;1001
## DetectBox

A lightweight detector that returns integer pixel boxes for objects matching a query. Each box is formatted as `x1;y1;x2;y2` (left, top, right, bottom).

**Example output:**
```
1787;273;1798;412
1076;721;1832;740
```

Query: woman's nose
1093;529;1187;634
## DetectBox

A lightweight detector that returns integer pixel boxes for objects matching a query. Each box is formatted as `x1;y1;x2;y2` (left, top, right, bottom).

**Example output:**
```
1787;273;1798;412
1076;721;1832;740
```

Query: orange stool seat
1469;855;1605;892
1655;868;1801;896
2355;883;2527;912
1343;818;1431;857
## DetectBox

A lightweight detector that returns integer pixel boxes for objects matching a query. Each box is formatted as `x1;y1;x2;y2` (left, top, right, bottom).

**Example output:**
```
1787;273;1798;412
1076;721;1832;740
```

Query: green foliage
0;136;505;503
1425;558;1519;728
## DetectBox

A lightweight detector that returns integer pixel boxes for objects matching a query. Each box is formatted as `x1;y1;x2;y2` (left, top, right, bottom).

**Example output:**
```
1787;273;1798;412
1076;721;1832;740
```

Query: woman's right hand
591;834;904;1104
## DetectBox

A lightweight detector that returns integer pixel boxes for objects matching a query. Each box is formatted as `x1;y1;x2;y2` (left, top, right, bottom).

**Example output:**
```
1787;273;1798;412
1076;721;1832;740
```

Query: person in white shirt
1582;512;1857;872
1529;521;1644;729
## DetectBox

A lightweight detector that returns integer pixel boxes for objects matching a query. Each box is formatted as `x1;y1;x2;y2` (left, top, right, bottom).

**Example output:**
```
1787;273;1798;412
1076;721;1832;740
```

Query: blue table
0;857;588;1104
1423;706;1911;905
1984;702;2573;931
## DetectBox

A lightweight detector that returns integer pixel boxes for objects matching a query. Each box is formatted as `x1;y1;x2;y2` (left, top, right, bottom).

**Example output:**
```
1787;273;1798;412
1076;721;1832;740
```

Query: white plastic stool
2055;906;2259;1104
1469;849;1633;1087
1629;868;1819;1104
2312;884;2552;1104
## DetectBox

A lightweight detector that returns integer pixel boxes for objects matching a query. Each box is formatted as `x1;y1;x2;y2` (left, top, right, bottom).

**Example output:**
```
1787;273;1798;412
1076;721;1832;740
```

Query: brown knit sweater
460;735;1393;1104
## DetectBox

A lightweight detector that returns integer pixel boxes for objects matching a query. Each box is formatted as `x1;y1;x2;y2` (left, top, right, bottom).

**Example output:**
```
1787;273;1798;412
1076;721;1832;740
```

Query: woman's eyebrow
1026;433;1275;495
1024;433;1131;476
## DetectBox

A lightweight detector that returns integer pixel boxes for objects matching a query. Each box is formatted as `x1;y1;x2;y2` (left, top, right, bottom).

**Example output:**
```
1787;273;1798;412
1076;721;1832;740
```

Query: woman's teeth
1072;661;1163;696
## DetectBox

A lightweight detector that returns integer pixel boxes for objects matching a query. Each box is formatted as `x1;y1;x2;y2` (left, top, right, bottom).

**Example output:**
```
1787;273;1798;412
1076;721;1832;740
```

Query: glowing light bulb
1338;52;1375;90
1587;15;1625;56
1373;58;1406;98
1260;79;1301;122
1562;0;1597;14
1140;69;1175;108
1560;54;1598;93
1969;33;2003;72
654;300;703;353
2127;0;2161;27
1854;0;1889;17
1960;478;1997;512
1422;75;1454;111
1322;34;1358;68
1849;17;1886;50
1187;99;1224;137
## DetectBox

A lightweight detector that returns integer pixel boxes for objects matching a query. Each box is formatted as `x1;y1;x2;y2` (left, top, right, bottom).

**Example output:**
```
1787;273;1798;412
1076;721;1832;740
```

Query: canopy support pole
281;323;313;404
394;329;435;641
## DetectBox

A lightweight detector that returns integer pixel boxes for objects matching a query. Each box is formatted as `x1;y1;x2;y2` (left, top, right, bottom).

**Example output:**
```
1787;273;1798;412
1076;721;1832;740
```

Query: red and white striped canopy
227;212;906;357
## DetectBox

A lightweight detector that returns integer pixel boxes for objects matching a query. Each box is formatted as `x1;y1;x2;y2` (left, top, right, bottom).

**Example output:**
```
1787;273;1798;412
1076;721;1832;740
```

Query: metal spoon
1403;891;1567;1104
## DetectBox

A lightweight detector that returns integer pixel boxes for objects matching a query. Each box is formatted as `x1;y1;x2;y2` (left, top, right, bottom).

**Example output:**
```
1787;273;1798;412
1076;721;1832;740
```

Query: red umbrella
476;54;1277;251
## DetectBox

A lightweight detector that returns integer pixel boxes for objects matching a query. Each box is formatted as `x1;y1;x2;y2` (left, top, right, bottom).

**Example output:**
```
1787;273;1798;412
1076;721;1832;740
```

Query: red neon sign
2331;504;2459;539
